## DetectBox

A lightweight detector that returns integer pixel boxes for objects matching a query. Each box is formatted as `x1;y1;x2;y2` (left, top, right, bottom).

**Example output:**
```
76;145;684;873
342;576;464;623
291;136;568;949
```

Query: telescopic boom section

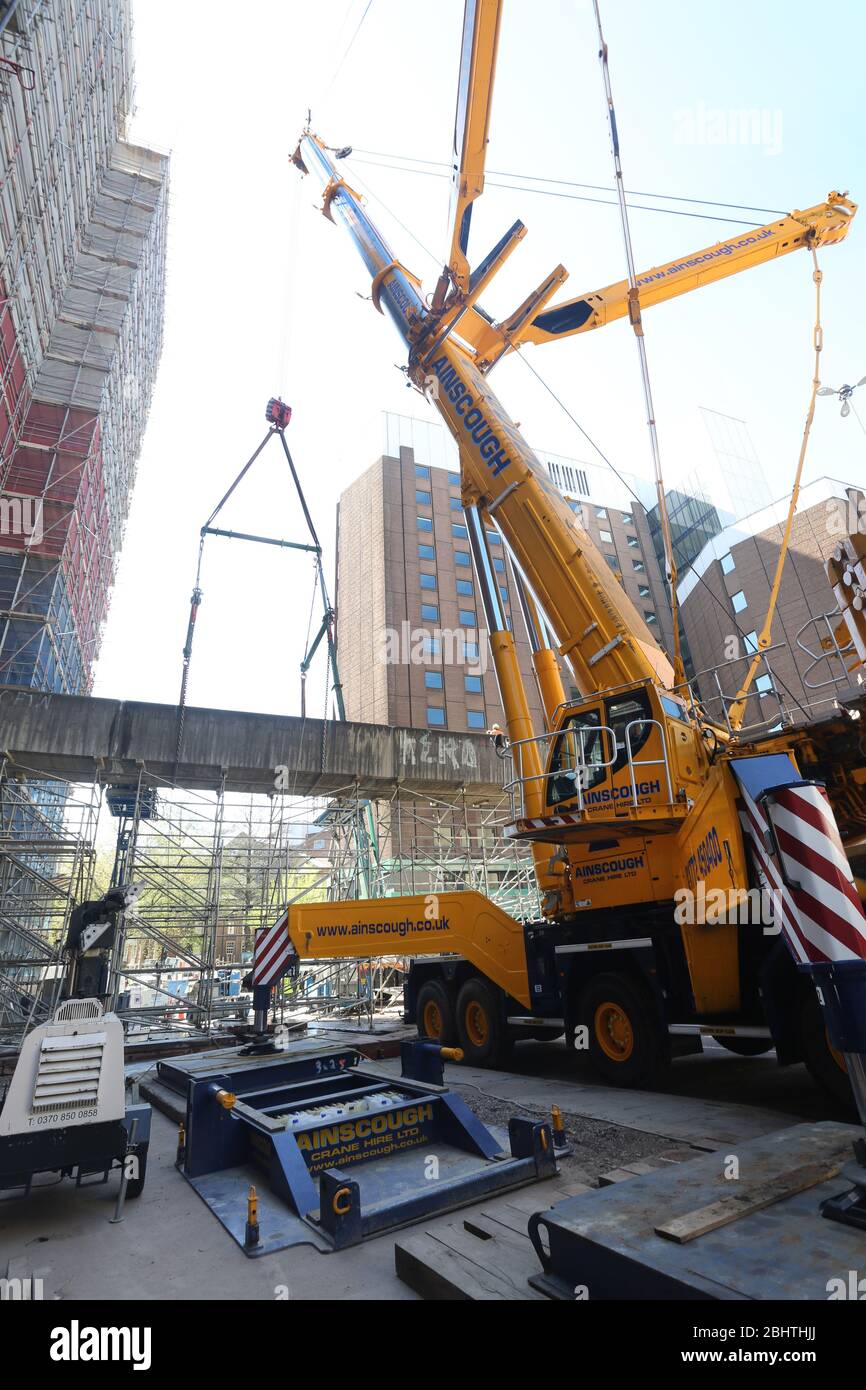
294;133;674;696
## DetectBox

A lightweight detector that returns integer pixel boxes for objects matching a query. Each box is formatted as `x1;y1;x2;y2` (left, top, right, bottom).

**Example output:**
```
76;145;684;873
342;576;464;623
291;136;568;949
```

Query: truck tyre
416;980;457;1047
579;972;666;1088
801;991;855;1112
125;1143;148;1200
455;978;511;1068
712;1035;774;1057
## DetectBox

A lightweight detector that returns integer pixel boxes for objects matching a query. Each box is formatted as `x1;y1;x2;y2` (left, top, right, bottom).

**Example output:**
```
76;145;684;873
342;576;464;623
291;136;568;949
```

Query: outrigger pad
172;1043;558;1255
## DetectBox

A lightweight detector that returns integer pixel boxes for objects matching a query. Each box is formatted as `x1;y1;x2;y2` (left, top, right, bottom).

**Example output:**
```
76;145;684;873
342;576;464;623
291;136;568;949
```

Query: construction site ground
0;1037;848;1301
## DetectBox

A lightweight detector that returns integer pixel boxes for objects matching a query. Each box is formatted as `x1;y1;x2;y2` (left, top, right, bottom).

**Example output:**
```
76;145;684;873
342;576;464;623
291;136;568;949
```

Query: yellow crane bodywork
285;0;861;1044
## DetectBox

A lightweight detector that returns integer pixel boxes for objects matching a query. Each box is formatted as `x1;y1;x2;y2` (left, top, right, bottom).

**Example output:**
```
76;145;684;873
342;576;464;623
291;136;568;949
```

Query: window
425;671;443;690
421;603;439;621
465;675;482;694
422;637;440;657
456;578;473;596
756;673;774;695
731;590;747;613
486;531;501;545
627;535;639;548
452;523;468;539
416;489;431;505
420;572;437;590
416;464;430;481
644;610;658;625
467;710;486;730
547;708;606;806
606;555;619;569
465;641;480;661
450;497;463;511
606;689;654;775
499;585;508;601
660;695;687;721
599;529;613;544
596;507;607;519
427;706;446;726
492;556;505;572
720;552;735;575
459;609;476;627
418;543;435;560
744;631;759;655
638;584;651;599
455;551;472;567
633;559;645;572
448;471;460;487
417;516;433;532
621;513;634;526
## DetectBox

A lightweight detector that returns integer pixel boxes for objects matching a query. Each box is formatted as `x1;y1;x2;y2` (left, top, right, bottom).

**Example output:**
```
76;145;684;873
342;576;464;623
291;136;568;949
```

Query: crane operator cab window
545;688;656;810
546;706;608;808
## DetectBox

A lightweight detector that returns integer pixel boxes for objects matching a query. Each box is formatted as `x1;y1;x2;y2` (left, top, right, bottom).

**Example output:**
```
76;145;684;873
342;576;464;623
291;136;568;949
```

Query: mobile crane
269;1;866;1124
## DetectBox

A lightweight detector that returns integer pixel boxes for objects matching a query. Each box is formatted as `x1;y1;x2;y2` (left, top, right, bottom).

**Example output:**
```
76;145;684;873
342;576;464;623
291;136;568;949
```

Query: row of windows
424;671;483;693
427;706;486;729
594;506;635;525
605;554;646;574
419;638;481;660
418;544;505;571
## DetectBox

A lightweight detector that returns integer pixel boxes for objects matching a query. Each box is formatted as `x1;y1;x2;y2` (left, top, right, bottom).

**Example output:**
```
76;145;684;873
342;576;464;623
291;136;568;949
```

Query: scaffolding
0;757;541;1050
0;758;99;1048
1;0;169;694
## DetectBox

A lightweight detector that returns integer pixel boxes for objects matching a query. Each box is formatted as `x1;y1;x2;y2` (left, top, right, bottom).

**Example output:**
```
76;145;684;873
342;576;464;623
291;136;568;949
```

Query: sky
92;0;866;718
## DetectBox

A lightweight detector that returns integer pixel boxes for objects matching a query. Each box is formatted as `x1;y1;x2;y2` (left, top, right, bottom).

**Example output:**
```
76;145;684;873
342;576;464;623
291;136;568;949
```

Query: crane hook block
266;398;292;430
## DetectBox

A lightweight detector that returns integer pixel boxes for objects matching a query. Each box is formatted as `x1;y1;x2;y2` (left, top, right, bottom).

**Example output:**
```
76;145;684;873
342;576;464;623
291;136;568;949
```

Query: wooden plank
558;1180;594;1196
598;1167;635;1186
395;1226;545;1300
502;1183;585;1214
396;1233;513;1300
476;1203;534;1239
463;1211;533;1248
655;1159;845;1244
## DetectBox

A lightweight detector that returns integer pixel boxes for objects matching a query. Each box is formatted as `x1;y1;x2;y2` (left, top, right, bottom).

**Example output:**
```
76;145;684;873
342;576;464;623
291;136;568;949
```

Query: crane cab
504;680;706;843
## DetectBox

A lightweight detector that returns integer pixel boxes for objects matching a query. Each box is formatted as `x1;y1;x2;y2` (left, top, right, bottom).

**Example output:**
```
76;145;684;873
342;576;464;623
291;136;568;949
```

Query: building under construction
0;0;167;1039
0;0;168;693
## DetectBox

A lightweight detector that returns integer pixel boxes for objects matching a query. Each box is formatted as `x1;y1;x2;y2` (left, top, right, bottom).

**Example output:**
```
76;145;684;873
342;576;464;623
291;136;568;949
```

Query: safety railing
670;643;792;736
795;611;858;691
624;718;674;806
503;718;674;823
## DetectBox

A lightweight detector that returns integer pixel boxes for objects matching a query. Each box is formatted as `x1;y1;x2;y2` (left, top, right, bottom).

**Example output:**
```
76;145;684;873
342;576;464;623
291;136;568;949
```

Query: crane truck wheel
579;973;665;1087
800;991;856;1113
455;978;512;1068
416;980;458;1047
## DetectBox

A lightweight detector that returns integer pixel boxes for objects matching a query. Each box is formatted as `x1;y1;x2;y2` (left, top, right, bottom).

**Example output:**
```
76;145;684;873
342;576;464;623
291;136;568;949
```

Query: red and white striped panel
736;787;812;964
763;784;866;965
252;912;294;986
